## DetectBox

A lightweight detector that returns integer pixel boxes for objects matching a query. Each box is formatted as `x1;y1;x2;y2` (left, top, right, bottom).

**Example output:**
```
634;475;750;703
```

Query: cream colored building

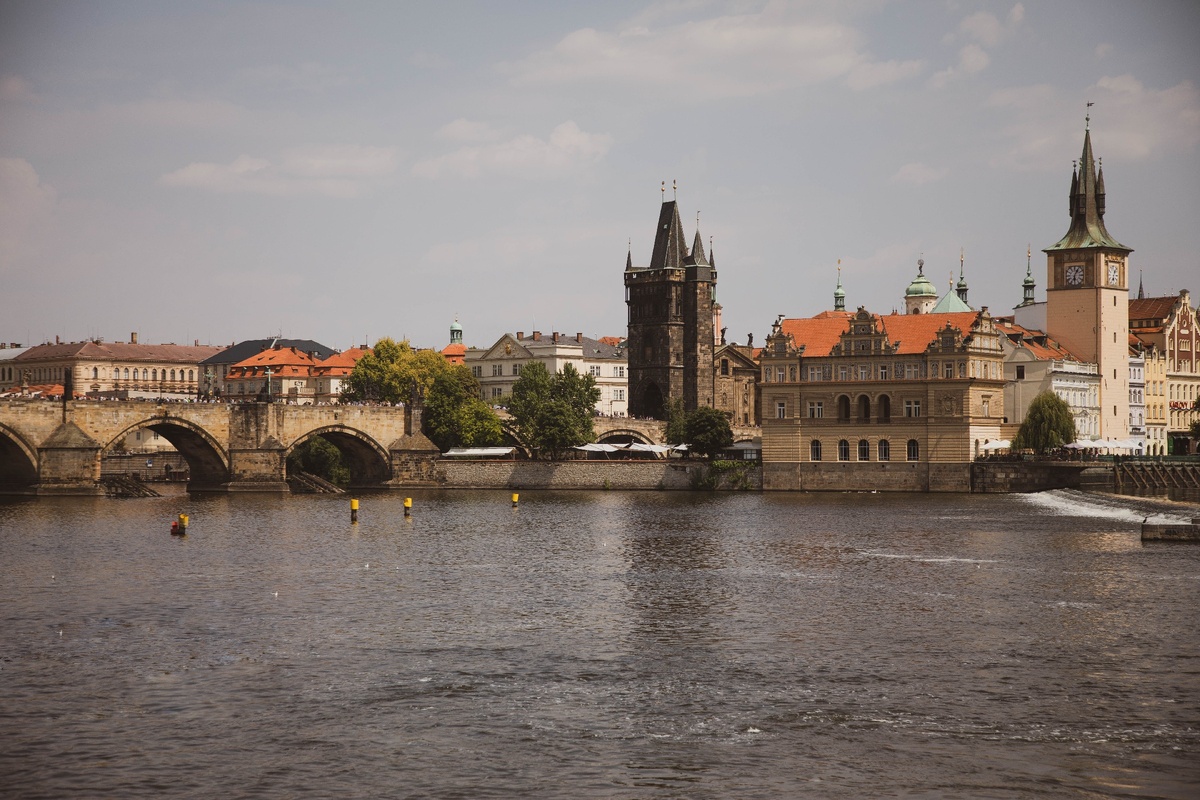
1;336;222;399
1131;290;1200;454
465;330;628;416
997;318;1100;441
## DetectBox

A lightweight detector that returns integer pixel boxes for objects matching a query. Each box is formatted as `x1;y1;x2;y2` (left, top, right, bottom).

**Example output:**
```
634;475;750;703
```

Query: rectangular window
904;400;921;418
905;363;919;379
721;359;729;376
808;401;823;419
513;364;521;376
492;388;503;398
808;366;820;381
614;389;625;401
931;362;940;379
590;365;601;377
858;365;870;380
776;401;786;419
492;364;503;377
1016;365;1025;380
838;365;849;380
615;366;625;378
878;365;889;380
777;367;785;382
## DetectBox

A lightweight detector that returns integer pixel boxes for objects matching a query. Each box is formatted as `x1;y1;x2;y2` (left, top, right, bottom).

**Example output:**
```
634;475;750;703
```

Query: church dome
905;259;937;298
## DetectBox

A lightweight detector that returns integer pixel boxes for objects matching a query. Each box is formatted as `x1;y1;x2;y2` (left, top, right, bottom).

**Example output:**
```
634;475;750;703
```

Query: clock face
1065;265;1084;286
1108;263;1120;285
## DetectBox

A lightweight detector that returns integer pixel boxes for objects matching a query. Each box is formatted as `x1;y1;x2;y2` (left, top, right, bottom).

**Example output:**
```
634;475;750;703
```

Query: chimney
194;339;199;346
532;331;541;341
576;332;583;342
130;332;138;344
552;331;560;343
56;335;60;344
516;332;523;340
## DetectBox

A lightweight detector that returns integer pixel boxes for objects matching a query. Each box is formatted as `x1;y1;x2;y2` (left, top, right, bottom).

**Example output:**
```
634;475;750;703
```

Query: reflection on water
1;489;1198;799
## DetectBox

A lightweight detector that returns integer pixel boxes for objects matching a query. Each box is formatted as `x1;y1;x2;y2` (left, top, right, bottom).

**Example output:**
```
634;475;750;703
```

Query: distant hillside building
624;197;716;418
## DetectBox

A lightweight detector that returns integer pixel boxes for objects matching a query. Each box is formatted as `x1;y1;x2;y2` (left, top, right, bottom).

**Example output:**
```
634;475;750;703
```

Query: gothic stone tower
624;199;716;419
1044;119;1132;439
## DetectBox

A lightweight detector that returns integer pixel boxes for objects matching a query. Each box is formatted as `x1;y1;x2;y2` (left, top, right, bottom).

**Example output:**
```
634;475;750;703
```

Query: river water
1;489;1198;799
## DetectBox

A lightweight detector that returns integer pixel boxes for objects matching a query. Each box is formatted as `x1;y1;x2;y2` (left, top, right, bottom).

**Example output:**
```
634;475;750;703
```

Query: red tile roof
1129;296;1177;324
780;311;980;357
312;347;371;376
995;319;1079;361
226;346;320;379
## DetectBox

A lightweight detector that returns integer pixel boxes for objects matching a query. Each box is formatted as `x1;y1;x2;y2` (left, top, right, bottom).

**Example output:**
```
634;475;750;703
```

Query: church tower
1044;117;1132;439
624;193;716;418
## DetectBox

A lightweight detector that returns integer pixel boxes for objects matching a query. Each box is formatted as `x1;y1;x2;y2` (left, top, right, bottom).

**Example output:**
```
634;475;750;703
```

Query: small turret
1020;245;1036;307
904;258;937;315
834;261;846;311
956;248;969;304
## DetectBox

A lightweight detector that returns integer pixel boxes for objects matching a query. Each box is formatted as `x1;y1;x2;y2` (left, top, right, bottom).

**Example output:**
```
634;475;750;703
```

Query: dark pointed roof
1046;126;1130;253
686;229;708;266
649;201;688;270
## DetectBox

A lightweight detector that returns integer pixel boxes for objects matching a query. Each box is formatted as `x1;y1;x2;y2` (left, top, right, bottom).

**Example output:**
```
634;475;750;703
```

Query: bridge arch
107;416;230;491
0;422;39;491
596;428;657;446
287;425;392;488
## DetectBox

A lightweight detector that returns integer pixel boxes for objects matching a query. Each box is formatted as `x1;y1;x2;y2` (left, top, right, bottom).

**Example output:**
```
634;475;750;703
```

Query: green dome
905;260;937;298
449;320;463;332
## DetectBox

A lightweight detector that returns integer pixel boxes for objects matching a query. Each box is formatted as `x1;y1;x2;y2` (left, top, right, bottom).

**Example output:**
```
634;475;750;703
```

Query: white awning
442;447;515;457
980;440;1012;451
574;443;625;452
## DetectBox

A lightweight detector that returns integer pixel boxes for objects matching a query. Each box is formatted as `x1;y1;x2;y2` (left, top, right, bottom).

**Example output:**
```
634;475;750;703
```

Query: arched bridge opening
0;425;38;493
107;418;230;492
597;429;657;446
287;427;392;490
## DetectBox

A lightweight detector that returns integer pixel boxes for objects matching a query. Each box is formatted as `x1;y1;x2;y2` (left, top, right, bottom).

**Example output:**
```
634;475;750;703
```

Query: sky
1;1;1198;353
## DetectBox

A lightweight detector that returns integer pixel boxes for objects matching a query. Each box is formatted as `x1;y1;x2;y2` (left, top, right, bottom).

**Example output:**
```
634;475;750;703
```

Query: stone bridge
0;400;762;495
0;399;432;495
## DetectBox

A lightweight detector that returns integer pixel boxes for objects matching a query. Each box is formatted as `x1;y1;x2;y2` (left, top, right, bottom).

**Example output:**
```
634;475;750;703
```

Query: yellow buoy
404;497;413;517
350;498;359;523
511;492;519;508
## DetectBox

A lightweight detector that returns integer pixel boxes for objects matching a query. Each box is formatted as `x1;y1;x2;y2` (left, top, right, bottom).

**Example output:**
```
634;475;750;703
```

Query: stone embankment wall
762;462;972;492
434;460;762;491
970;461;1098;493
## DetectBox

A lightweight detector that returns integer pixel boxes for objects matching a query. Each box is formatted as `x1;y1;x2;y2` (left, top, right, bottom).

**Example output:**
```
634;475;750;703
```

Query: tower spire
1047;118;1129;253
834;260;845;311
1021;244;1036;306
956;247;969;303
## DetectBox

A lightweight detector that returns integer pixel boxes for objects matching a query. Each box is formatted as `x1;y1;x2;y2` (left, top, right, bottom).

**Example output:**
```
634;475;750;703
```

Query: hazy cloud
891;162;949;186
931;4;1022;88
437;118;507;143
160;145;398;196
412;121;612;180
0;158;56;262
506;10;922;99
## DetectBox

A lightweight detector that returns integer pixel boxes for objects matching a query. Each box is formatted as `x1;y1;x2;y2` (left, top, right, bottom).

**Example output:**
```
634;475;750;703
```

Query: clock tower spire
1043;114;1133;440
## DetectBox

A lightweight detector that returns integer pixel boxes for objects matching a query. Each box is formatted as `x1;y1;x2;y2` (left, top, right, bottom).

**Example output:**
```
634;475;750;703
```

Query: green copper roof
905;259;937;298
1046;126;1131;253
931;288;972;313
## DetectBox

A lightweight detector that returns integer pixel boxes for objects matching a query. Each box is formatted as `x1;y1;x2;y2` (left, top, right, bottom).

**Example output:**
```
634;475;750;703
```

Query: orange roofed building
224;344;371;403
759;304;1005;491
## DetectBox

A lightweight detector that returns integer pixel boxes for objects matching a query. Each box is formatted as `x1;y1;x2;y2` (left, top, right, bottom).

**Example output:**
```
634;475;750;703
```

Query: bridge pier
36;421;104;496
226;441;290;493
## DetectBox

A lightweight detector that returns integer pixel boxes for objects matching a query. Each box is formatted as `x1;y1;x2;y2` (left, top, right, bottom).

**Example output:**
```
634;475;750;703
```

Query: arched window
858;439;870;461
92;367;98;379
878;394;891;422
907;439;920;461
857;395;870;421
160;370;166;382
837;395;851;421
152;369;157;381
838;439;850;461
188;369;194;381
124;368;130;380
810;440;822;461
878;439;890;461
170;369;176;381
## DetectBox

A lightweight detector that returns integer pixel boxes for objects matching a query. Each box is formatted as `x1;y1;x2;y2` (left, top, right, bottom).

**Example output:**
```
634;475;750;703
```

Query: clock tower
1044;118;1132;439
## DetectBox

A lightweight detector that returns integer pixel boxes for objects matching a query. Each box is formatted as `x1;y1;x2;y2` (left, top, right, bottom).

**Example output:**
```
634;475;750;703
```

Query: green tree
663;399;688;446
508;361;600;459
1012;391;1076;454
1189;420;1200;441
287;436;350;486
340;337;450;403
684;406;735;458
423;366;503;451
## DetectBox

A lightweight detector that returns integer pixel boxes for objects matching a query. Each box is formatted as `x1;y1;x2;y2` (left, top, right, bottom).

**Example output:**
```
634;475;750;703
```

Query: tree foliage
1013;391;1076;454
1190;420;1200;441
423;366;503;451
684;406;735;458
287;436;350;487
340;337;450;404
664;403;733;458
507;361;600;459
